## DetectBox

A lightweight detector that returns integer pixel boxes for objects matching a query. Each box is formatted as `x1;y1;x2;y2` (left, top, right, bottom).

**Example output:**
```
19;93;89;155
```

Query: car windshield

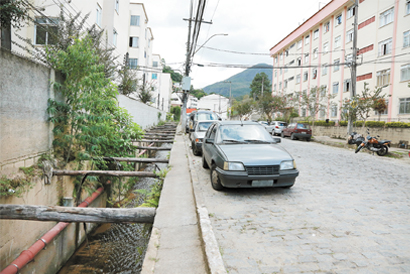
197;113;218;121
217;124;274;143
197;122;213;132
297;124;310;129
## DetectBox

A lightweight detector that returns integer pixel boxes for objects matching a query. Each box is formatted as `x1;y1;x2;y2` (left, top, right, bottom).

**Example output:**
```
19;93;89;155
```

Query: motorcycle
354;129;391;156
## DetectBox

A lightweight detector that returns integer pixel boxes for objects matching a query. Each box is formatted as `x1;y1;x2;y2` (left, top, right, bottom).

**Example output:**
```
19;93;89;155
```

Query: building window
279;82;282;90
346;29;354;43
152;73;158;80
406;0;410;15
324;21;330;33
323;42;329;54
284;80;288;88
305;35;310;45
302;108;306;117
289;43;295;49
96;5;102;27
313;68;318;79
331;106;338;117
344;79;351;92
347;5;356;19
285;50;289;57
303;71;308;82
399;98;410;114
334;35;341;48
313;48;318;59
378;38;392;56
380;8;394;27
129;37;139;48
322;64;328;76
334;59;340;72
296;74;301;84
297;57;301;66
153;61;158;67
313;29;319;39
401;64;410;81
404;30;410;48
130;15;140;26
109;29;116;48
304;53;309;64
335;14;342;26
274;56;278;64
288;76;294;82
129;58;138;69
333;82;339;94
376;69;390;87
115;0;119;13
297;40;302;49
34;17;58;45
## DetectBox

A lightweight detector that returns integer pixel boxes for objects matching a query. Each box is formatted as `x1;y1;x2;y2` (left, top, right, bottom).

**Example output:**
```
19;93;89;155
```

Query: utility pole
347;0;359;135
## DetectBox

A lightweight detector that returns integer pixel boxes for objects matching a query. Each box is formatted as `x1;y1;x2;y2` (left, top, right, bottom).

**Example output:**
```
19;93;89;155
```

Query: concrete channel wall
0;49;166;273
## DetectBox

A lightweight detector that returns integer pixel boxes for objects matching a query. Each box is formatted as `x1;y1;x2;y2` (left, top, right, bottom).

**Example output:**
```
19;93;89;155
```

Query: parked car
189;110;220;133
185;113;191;133
190;120;214;156
271;121;288;136
281;123;312;141
202;121;298;190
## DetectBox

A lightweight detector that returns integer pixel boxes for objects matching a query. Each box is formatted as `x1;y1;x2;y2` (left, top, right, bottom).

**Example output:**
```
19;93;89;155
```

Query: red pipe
1;187;104;274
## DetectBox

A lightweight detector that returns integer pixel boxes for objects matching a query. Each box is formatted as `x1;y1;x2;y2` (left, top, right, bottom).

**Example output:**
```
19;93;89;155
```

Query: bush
353;121;364;127
339;121;348;126
386;122;410;128
365;121;385;127
314;120;335;126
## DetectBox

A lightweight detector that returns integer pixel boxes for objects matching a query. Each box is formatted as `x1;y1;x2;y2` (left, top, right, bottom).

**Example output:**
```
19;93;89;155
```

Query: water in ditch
58;143;171;274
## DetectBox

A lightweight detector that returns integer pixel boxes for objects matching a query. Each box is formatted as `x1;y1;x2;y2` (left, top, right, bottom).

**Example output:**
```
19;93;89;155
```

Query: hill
202;63;273;99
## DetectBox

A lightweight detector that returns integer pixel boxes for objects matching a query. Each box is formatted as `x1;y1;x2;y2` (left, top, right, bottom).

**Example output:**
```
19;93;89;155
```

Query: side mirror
205;138;214;144
272;137;281;143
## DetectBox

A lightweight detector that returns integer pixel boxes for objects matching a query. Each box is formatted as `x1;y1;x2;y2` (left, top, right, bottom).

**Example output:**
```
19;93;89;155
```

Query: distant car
189;110;220;133
281;123;312;141
202;120;298;190
258;121;269;126
185;113;191;133
190;120;214;156
271;121;288;136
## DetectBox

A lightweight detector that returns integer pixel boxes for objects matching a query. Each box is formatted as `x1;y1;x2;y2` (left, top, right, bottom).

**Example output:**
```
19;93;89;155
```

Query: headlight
280;160;295;170
223;162;245;171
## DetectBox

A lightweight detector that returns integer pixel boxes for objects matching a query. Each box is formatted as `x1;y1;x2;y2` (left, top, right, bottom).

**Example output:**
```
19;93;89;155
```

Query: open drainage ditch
58;143;171;274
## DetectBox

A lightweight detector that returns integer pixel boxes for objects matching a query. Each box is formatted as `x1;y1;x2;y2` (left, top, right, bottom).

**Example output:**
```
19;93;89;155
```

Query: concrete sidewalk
141;124;225;274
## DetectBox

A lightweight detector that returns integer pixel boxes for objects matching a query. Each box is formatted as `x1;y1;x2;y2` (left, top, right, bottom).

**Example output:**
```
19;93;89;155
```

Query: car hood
217;144;293;165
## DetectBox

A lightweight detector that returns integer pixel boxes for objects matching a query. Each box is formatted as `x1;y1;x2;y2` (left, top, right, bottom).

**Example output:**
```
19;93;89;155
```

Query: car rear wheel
192;141;200;156
210;164;223;190
202;154;209;169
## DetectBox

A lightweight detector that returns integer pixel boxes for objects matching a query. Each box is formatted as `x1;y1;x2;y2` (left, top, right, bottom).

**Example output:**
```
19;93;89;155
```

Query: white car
271;121;288;136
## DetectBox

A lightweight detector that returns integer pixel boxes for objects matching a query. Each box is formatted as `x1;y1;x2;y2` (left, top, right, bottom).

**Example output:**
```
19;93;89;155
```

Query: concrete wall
117;94;167;130
312;125;410;145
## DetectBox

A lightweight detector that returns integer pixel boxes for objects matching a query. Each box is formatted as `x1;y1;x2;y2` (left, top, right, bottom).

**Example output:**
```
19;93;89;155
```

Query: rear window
279;122;287;126
197;112;218;121
297;123;310;129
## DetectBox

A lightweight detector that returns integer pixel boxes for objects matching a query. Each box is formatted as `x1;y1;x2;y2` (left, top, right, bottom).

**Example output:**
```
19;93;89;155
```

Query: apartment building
8;0;171;112
270;0;410;122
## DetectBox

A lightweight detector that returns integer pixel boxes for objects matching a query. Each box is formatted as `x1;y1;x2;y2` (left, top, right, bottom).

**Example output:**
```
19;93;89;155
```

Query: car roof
213;120;260;126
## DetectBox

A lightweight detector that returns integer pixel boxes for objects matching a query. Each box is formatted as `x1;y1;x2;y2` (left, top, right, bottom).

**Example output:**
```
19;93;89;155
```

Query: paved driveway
190;138;410;274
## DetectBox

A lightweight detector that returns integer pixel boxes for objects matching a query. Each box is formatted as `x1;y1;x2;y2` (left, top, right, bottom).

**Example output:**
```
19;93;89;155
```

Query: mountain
202;63;273;99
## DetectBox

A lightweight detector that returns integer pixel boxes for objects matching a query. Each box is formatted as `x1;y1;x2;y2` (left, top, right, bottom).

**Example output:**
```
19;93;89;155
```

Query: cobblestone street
190;138;410;274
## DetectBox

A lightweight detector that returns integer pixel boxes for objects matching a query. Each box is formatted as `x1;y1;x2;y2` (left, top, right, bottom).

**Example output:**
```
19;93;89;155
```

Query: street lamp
194;33;228;55
223;80;232;119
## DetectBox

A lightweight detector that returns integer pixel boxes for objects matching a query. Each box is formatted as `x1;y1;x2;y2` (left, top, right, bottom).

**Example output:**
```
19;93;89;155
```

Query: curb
185;135;227;274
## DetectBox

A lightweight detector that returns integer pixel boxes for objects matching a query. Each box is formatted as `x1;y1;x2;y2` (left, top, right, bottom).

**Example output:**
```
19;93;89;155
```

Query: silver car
190;120;214;156
271;121;288;136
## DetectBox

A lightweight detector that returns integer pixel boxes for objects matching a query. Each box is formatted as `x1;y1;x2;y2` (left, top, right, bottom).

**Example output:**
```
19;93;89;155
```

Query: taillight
275;126;279;128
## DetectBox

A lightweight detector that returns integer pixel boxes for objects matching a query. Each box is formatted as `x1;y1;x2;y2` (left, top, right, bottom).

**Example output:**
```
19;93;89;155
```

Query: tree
162;59;183;83
0;0;28;49
117;55;138;96
340;82;389;131
250;72;271;100
292;86;336;127
189;85;207;99
137;81;155;104
373;98;388;121
170;106;181;121
233;95;255;120
257;93;275;122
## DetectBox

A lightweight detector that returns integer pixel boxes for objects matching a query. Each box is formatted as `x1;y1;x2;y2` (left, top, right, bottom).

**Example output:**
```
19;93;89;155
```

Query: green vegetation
170;106;181;121
136;168;169;208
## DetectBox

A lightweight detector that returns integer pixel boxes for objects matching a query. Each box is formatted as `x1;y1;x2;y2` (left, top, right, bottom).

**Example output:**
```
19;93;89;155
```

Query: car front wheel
291;133;296;140
281;132;285;138
210;164;223;190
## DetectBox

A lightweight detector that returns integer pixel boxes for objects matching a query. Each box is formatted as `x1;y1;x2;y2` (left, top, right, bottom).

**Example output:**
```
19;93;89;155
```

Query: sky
139;0;332;89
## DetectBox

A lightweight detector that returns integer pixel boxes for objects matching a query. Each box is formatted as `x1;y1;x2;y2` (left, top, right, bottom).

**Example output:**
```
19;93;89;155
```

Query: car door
203;123;217;165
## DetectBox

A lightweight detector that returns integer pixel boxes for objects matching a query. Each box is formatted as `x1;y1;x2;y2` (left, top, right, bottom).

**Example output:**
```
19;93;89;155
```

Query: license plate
252;180;274;187
301;132;306;134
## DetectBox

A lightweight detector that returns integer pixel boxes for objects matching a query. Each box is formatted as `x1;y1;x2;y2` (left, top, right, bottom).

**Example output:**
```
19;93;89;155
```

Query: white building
270;0;410;123
7;0;172;112
198;94;229;120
